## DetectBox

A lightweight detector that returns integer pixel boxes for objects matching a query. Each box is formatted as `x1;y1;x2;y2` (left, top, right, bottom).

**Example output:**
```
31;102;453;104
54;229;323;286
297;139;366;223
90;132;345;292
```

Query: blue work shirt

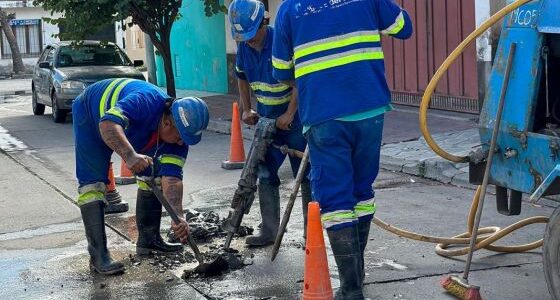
76;78;188;179
236;26;300;125
272;0;413;127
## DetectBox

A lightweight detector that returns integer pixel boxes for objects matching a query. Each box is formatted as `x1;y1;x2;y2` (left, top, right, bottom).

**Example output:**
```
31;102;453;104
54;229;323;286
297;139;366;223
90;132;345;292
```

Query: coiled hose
373;0;549;257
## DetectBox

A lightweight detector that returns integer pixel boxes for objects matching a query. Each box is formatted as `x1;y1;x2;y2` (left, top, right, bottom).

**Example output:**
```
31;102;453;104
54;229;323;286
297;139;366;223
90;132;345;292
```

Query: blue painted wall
156;0;227;93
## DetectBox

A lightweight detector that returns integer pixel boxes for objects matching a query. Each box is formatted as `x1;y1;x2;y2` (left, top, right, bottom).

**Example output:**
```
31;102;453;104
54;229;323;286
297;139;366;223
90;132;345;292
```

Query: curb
0;90;32;97
207;119;479;188
207;118;256;140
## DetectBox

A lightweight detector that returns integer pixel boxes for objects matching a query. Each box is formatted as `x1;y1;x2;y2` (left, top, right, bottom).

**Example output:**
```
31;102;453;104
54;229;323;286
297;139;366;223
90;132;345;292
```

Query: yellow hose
419;0;533;163
374;0;549;257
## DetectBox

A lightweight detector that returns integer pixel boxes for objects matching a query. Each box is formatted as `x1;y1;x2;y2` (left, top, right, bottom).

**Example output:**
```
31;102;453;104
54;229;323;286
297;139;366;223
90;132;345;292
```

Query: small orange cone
221;102;246;170
115;159;136;185
106;162;118;193
105;162;129;214
303;202;333;300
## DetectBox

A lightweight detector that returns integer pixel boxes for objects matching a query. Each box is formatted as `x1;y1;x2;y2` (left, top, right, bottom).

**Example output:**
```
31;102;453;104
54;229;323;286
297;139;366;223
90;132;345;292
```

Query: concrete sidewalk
194;90;481;189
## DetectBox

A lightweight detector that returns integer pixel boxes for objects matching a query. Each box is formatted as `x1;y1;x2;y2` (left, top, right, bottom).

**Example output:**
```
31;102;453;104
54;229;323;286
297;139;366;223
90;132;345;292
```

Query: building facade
157;0;505;113
0;0;60;73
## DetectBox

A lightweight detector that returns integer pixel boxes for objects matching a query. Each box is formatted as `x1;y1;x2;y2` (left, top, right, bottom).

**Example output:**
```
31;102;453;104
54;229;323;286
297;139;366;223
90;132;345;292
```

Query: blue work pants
306;115;384;231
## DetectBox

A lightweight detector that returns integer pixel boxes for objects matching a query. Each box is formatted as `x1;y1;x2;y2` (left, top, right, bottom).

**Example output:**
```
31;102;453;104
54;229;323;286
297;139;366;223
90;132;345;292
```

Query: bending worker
272;0;412;298
229;0;311;247
73;78;209;275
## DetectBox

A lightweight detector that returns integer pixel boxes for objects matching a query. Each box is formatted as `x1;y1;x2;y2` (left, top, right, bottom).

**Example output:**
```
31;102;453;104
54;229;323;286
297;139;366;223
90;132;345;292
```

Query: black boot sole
90;263;125;275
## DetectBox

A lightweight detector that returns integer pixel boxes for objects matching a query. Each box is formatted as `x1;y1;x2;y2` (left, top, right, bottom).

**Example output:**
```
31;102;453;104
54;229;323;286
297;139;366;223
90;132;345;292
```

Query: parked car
31;41;145;123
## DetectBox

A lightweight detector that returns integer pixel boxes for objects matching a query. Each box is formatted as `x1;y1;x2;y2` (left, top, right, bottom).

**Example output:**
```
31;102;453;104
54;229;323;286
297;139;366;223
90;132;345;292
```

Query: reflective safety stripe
294;30;380;60
99;79;133;117
136;177;161;191
110;79;134;109
235;65;244;73
137;180;151;191
295;48;384;78
99;79;123;117
272;56;294;70
354;198;376;218
77;191;105;206
256;94;292;105
106;107;126;120
159;155;186;168
381;12;405;35
321;210;357;229
250;81;290;93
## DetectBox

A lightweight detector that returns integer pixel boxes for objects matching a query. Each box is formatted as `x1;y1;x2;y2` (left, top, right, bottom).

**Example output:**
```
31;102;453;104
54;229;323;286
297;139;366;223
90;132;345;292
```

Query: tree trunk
0;9;25;74
160;35;176;97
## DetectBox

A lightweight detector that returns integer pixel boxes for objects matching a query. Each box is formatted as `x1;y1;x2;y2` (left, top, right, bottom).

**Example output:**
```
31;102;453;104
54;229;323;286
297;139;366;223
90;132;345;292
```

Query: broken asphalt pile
143;208;256;279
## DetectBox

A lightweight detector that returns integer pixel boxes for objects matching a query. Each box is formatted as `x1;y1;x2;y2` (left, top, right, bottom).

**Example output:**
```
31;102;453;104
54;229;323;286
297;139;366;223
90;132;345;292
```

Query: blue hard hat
171;97;209;146
228;0;265;41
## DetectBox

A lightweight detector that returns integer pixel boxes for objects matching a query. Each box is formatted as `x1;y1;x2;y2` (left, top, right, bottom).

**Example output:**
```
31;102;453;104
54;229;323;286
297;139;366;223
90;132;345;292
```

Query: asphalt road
0;94;556;299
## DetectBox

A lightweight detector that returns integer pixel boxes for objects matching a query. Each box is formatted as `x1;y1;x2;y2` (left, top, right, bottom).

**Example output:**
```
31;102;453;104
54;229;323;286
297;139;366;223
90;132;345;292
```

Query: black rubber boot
327;225;364;300
301;181;312;239
246;183;280;247
80;201;125;275
136;189;183;255
357;219;371;285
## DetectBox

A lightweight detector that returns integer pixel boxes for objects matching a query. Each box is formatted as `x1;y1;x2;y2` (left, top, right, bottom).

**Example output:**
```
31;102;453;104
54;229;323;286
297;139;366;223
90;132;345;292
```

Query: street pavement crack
364;261;542;285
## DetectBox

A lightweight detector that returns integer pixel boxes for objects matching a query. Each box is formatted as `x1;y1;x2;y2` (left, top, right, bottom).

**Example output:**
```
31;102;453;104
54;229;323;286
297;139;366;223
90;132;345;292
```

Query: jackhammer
221;117;277;249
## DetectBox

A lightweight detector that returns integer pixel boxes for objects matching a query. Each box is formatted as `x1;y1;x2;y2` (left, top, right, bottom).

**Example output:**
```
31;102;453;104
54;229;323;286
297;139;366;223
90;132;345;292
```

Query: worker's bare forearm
238;79;252;112
99;120;136;161
162;176;184;215
286;88;298;116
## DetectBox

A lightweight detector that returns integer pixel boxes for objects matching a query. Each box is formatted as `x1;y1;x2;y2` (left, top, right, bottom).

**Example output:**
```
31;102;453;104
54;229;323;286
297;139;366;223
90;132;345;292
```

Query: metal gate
383;0;479;113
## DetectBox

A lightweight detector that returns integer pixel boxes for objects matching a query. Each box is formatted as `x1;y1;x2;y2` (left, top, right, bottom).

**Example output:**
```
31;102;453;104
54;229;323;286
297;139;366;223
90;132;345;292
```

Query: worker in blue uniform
73;78;209;275
272;0;413;298
228;0;312;247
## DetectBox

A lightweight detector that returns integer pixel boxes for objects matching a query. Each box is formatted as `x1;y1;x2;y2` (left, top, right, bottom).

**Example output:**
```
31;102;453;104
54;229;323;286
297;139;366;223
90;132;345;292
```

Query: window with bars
1;19;43;59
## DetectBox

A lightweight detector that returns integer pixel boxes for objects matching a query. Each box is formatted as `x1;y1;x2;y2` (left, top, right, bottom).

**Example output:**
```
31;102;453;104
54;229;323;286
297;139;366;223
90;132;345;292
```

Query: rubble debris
186;209;253;241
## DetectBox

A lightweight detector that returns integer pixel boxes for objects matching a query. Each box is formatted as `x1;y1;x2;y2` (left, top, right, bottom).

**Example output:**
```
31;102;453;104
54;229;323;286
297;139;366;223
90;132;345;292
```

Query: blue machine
472;0;560;206
469;0;560;296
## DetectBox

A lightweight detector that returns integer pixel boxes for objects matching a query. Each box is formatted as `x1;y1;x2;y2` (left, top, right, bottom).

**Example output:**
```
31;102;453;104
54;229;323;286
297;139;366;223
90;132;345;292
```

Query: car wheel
31;86;45;115
544;205;560;300
51;91;67;123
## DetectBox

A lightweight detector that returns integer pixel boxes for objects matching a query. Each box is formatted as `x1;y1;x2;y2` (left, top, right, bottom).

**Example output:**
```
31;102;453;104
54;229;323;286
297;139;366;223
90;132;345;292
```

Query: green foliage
34;0;183;42
34;0;185;95
201;0;227;17
35;0;118;41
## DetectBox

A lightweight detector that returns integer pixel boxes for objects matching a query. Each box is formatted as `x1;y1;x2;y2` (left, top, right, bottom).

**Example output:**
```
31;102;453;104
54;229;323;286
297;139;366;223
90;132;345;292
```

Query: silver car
31;41;145;123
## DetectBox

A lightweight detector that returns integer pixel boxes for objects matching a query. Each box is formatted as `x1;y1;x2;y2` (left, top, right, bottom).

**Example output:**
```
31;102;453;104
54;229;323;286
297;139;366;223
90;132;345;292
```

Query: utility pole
144;34;156;84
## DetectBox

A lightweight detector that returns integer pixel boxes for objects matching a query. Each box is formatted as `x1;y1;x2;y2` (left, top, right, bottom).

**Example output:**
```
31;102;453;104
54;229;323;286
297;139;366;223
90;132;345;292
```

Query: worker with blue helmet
72;78;209;275
273;0;412;297
229;0;312;247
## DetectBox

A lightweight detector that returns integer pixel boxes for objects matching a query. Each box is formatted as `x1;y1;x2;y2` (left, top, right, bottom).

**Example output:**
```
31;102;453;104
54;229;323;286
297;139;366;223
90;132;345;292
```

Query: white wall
4;6;62;46
475;0;492;62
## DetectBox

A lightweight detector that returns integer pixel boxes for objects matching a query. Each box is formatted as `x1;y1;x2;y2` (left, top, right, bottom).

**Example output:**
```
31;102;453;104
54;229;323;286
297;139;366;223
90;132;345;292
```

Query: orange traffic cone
105;162;129;214
115;159;136;185
106;162;118;193
221;102;246;170
303;202;333;300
